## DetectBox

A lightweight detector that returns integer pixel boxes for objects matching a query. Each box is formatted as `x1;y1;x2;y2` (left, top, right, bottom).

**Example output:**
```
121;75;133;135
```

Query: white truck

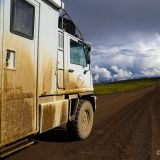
0;0;96;157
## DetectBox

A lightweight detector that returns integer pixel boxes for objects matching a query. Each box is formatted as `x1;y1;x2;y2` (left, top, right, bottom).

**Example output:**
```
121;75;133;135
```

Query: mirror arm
84;64;90;74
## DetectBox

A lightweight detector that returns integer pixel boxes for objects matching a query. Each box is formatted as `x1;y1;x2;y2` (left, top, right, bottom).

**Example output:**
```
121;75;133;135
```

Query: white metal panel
57;70;64;88
58;32;64;50
48;0;64;9
58;50;64;69
84;65;93;89
57;48;64;89
68;36;86;90
65;34;93;92
38;3;59;95
1;0;40;146
40;100;69;133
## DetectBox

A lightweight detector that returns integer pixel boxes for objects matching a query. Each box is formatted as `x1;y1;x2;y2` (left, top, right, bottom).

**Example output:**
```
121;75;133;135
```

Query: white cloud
140;68;160;77
111;66;119;73
92;65;111;82
92;65;134;82
111;66;133;80
91;33;160;81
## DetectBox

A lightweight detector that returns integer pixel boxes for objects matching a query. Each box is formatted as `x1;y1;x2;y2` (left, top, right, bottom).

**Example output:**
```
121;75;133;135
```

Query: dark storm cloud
64;0;160;44
64;0;160;82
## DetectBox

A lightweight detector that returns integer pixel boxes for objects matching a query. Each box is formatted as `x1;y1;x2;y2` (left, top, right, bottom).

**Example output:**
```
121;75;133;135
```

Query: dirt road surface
5;84;160;160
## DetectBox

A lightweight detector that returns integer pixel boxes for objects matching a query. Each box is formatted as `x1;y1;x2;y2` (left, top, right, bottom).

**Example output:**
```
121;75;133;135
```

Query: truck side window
10;0;35;39
70;40;87;67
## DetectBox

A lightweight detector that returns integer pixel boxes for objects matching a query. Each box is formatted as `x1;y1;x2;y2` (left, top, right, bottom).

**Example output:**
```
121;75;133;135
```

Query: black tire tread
67;99;92;140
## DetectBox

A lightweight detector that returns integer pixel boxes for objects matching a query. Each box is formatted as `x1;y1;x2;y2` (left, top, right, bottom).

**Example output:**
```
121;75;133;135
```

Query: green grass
94;78;160;95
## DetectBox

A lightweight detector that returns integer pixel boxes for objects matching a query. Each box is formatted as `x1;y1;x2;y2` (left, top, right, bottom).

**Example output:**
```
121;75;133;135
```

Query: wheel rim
81;110;90;130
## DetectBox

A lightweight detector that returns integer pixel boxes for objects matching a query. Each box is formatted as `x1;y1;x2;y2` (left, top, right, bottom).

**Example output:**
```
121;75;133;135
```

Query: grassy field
94;78;160;95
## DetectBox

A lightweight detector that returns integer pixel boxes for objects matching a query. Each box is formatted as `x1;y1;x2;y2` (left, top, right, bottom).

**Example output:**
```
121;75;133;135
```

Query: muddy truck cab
0;0;96;157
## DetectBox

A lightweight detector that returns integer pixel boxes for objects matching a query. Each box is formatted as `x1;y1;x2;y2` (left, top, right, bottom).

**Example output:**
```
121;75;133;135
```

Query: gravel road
5;84;160;160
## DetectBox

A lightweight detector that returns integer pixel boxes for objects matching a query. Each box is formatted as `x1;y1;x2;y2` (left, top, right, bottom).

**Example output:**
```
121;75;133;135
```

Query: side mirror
86;52;91;64
84;45;91;64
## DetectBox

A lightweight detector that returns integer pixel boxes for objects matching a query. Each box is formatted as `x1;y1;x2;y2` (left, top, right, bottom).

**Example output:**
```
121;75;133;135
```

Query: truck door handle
69;69;74;73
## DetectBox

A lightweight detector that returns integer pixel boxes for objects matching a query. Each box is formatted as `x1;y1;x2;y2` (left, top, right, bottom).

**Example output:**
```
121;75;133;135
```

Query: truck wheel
67;99;94;140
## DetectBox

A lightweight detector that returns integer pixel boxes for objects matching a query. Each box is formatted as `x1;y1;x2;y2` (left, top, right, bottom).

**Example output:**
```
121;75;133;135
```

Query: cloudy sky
64;0;160;82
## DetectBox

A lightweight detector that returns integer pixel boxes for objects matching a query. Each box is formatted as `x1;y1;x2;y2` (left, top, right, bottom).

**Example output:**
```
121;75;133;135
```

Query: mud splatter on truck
0;0;96;157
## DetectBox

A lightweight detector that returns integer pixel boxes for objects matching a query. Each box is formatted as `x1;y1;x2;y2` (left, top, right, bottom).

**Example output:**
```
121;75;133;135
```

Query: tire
67;99;94;140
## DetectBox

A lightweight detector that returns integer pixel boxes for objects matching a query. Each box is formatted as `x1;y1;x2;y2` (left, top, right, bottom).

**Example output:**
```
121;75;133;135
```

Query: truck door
68;37;91;92
1;0;39;145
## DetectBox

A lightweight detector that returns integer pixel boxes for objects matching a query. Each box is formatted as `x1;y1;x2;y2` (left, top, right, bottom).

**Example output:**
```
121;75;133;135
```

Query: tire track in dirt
151;84;160;160
121;97;152;160
63;88;155;160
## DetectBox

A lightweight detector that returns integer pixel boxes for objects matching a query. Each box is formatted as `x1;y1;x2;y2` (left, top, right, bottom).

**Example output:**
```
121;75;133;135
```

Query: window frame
10;0;35;40
70;39;87;67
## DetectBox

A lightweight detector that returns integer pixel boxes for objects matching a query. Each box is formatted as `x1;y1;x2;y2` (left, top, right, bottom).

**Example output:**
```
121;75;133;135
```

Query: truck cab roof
47;0;64;9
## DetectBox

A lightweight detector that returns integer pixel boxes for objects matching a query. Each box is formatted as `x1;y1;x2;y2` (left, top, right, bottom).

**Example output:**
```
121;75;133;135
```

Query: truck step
0;139;34;158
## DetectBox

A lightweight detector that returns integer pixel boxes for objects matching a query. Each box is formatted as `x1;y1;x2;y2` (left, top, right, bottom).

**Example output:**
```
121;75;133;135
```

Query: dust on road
5;84;160;160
